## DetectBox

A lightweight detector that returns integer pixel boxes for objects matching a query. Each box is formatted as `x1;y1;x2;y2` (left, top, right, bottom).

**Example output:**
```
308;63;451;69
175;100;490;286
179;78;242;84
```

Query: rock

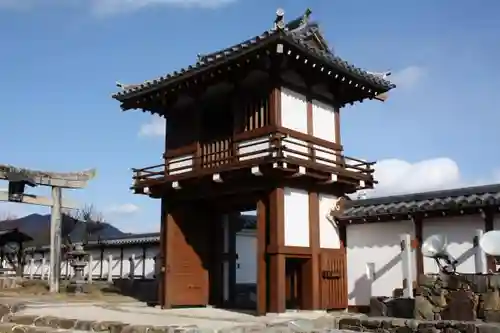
441;290;476;321
370;297;389;316
484;290;500;311
414;295;435;320
338;317;362;331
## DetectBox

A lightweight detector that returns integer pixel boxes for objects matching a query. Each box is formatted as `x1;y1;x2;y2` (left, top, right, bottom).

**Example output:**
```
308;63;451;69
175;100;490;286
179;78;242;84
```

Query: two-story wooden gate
320;249;348;309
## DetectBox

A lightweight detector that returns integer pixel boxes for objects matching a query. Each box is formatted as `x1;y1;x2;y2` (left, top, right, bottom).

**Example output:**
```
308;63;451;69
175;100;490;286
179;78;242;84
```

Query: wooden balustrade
132;129;375;186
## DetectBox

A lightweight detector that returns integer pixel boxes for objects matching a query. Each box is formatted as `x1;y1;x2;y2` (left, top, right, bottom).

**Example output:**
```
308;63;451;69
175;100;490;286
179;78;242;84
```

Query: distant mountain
0;213;130;247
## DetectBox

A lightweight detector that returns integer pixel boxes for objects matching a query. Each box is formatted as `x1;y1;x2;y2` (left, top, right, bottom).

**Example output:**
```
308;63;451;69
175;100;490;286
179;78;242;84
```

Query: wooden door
167;207;210;307
319;249;348;309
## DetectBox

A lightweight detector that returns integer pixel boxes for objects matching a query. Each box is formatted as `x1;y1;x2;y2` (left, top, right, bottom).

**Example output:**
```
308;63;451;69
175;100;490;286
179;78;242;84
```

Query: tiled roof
112;10;395;101
341;183;500;220
24;216;257;251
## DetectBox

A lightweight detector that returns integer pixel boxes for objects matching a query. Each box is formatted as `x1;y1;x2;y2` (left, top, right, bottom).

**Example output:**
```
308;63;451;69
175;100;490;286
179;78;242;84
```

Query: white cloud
91;0;235;15
0;0;235;15
362;157;500;198
138;116;166;138
391;66;426;90
105;203;139;214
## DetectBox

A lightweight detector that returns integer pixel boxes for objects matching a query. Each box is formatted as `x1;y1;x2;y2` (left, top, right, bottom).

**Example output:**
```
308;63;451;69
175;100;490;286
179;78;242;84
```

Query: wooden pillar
158;197;167;308
256;197;268;315
482;208;496;272
49;186;62;293
413;215;424;282
268;188;286;313
228;213;238;307
209;211;224;307
303;192;320;309
160;198;179;309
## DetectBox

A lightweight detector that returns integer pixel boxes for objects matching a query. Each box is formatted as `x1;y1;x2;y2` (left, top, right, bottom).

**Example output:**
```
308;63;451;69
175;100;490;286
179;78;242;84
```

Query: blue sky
0;0;499;232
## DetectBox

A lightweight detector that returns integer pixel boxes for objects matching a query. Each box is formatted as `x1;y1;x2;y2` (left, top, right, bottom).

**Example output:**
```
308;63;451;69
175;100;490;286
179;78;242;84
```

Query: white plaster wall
346;221;416;306
237;137;270;161
24;247;149;280
318;194;341;249
310;100;337;168
236;229;257;284
168;155;193;175
311;99;335;142
280;88;308;134
280;88;309;160
422;216;484;274
283;188;310;247
22;230;258;283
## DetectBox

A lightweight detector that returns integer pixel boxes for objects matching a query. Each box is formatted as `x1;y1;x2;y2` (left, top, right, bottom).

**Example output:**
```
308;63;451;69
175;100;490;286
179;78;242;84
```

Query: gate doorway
157;189;349;314
285;257;307;309
159;196;261;312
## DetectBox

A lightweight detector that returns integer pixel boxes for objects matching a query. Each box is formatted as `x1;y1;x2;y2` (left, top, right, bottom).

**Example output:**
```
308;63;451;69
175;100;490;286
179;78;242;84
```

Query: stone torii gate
0;164;96;293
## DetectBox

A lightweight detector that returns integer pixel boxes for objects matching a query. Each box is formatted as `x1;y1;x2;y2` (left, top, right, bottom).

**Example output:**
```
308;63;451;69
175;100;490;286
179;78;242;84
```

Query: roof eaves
282;33;395;91
339;183;500;220
112;30;283;103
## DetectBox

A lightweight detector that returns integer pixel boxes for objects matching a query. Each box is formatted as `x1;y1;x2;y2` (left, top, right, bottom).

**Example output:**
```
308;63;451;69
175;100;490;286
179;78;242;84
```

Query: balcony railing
132;129;375;187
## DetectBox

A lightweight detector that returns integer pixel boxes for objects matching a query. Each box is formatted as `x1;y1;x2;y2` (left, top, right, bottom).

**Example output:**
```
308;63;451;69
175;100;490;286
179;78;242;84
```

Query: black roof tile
341;183;500;220
113;10;395;101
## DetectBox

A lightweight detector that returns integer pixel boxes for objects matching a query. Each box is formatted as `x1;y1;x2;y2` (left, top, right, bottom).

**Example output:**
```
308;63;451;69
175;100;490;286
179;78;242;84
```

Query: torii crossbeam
0;164;96;293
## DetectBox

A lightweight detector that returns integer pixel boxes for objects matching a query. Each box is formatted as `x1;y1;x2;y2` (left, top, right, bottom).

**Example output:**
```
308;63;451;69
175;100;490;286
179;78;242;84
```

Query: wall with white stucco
318;194;341;249
346;220;416;306
347;214;489;306
283;187;310;247
422;216;483;274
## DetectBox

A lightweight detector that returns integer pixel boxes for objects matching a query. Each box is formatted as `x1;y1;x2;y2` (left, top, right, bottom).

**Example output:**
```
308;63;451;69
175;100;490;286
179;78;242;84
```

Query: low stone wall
338;316;500;333
370;273;500;322
415;273;500;322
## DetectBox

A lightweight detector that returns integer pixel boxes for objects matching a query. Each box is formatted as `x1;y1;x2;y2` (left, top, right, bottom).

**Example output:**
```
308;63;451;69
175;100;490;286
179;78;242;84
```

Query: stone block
414;295;436;320
483;290;500;311
484;310;500;323
476;323;500;333
441;290;477;321
338;317;362;331
370;297;390;316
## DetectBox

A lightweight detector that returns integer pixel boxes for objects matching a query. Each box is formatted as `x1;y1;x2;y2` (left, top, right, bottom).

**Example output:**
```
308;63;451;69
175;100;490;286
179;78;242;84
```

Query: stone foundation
338;316;500;333
370;273;500;322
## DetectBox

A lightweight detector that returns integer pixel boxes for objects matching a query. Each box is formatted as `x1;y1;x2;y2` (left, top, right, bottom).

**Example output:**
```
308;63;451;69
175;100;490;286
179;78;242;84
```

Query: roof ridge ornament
116;81;141;90
366;70;392;80
286;8;313;33
274;8;285;30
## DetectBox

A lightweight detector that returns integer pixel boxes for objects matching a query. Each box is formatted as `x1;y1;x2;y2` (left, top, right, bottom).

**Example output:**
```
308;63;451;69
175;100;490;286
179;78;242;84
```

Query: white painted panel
283;188;310;247
347;221;416;306
238;137;270;161
312;99;335;142
282;137;309;160
236;230;257;284
168;155;193;175
144;248;158;279
314;145;336;167
318;194;341;249
422;216;483;274
280;88;308;134
102;248;123;278
345;159;369;173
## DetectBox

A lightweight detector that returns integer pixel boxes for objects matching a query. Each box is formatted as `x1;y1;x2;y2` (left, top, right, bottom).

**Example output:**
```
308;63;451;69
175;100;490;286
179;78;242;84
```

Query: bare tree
62;204;106;254
0;213;21;275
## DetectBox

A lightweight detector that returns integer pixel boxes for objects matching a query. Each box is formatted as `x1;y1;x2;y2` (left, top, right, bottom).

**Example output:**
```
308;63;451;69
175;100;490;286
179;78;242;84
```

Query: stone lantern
66;244;88;294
